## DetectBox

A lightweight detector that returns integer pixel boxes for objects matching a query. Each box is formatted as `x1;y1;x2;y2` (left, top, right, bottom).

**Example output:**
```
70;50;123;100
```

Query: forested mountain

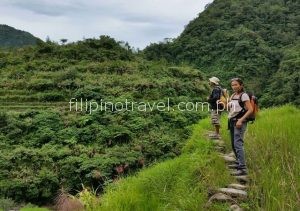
144;0;300;106
0;24;41;48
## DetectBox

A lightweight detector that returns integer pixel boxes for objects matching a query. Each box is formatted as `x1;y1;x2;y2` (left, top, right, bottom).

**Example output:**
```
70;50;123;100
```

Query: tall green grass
245;105;300;210
82;118;233;211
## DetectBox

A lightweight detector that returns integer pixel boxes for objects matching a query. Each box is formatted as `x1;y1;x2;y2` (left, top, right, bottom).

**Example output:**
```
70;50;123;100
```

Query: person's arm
236;100;253;128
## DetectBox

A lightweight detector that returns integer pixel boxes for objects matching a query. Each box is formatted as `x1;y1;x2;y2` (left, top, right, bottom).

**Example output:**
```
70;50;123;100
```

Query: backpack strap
230;92;247;113
238;92;246;109
231;92;244;99
229;92;236;101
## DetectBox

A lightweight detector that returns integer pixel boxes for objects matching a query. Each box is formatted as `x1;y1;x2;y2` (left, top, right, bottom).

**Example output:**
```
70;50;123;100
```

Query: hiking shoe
231;169;248;176
230;160;239;165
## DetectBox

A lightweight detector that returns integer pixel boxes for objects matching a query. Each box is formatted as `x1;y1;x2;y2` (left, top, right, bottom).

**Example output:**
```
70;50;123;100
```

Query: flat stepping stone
218;188;247;199
209;136;221;141
226;151;235;157
227;183;248;191
230;204;243;211
228;164;239;169
205;131;216;135
230;169;248;176
207;193;237;204
234;175;249;184
220;155;236;163
211;139;225;146
205;132;217;137
214;146;225;152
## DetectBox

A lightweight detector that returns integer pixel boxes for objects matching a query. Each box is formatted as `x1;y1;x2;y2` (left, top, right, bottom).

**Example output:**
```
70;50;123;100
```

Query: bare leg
215;125;220;135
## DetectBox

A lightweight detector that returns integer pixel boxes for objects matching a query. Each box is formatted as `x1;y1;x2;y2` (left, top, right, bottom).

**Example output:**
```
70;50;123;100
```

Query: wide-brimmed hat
209;76;220;85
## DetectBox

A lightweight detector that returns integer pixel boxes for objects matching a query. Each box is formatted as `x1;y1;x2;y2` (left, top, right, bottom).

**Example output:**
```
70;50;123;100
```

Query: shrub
39;92;65;102
0;198;16;211
27;79;55;91
0;112;8;128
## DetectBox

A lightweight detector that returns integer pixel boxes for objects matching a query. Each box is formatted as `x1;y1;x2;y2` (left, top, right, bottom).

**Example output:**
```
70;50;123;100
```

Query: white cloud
0;0;213;49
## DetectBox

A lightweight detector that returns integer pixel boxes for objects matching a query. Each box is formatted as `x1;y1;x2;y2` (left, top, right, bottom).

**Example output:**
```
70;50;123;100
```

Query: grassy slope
80;105;300;210
245;105;300;210
91;118;233;211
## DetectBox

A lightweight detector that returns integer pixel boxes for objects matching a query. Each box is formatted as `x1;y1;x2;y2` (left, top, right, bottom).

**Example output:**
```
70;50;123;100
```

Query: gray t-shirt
228;93;250;119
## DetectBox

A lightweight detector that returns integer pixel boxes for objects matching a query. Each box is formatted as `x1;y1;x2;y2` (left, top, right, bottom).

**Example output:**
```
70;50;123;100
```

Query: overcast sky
0;0;213;49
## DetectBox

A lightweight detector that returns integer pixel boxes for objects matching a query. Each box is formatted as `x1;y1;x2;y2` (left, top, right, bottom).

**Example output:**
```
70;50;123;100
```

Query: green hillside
0;25;41;48
0;36;209;206
143;0;300;107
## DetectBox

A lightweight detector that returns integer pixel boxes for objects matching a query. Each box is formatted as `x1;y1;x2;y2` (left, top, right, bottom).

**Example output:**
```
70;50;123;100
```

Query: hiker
228;78;253;176
207;77;224;139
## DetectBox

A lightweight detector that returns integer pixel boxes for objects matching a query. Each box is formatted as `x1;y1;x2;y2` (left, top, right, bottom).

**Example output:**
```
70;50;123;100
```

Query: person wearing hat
207;76;223;139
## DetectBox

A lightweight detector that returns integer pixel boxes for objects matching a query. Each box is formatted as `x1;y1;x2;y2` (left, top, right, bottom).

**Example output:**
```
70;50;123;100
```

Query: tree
60;38;68;45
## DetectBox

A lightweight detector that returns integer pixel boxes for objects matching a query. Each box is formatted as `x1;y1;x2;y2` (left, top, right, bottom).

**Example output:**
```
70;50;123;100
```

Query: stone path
205;131;249;211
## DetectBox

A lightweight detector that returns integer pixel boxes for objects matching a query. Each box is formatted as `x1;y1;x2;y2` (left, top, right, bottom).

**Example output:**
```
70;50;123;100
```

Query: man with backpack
207;77;225;139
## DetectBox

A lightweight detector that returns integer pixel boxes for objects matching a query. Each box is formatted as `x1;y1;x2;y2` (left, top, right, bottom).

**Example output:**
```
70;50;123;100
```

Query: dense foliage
143;0;300;107
0;36;208;205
